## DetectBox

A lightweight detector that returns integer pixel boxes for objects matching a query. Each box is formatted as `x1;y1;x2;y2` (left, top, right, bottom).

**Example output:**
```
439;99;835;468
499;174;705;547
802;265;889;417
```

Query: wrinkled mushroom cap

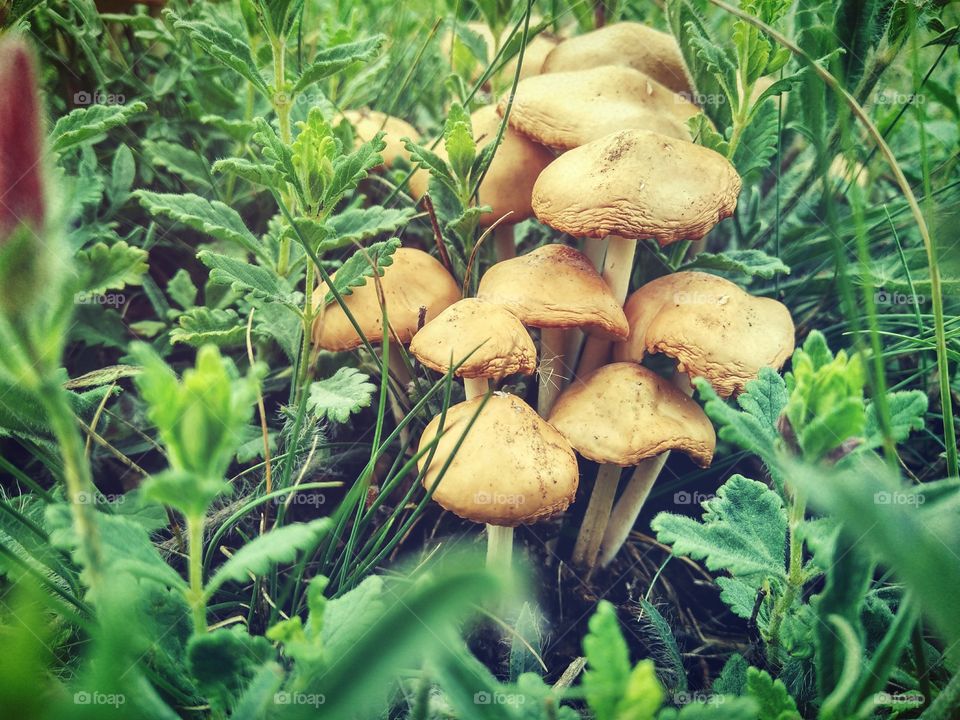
312;248;460;352
497;66;699;150
548;362;716;467
343;109;420;169
418;393;579;526
542;22;692;96
476;244;629;339
408;105;553;226
613;272;796;397
532;129;742;245
409;298;537;379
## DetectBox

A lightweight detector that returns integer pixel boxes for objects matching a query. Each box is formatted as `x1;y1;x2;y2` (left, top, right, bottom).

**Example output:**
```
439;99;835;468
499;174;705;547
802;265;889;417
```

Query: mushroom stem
571;463;622;568
463;376;491;400
576;236;636;378
565;237;610;367
493;225;516;261
386;344;412;446
597;453;669;567
537;327;567;416
485;524;514;570
596;371;695;566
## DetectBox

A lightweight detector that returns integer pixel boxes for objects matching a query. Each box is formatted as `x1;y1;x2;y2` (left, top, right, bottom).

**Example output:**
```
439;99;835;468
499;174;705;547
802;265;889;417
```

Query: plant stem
576;236;635;378
765;488;806;662
921;667;960;720
572;464;622;569
186;513;207;634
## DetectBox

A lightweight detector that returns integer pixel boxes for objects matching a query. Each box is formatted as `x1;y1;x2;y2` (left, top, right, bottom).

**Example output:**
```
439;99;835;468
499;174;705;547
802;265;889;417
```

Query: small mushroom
408;105;553;260
496;66;700;150
408;297;537;399
542;22;692;96
418;392;579;567
533;129;742;375
548;362;715;569
343;109;420;169
612;271;796;397
476;244;628;414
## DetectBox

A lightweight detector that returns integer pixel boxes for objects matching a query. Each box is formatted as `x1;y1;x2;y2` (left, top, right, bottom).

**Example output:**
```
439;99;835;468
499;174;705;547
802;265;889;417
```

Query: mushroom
548;362;715;569
532;129;742;375
542;22;692;96
418;392;579;568
312;247;460;414
408;105;553;260
408;297;537;399
496;66;700;150
442;20;557;86
595;272;795;567
343;109;420;170
476;244;628;414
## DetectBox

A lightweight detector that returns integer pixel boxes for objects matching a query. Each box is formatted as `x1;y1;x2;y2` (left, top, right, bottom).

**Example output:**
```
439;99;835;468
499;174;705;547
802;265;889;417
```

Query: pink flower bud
0;37;45;241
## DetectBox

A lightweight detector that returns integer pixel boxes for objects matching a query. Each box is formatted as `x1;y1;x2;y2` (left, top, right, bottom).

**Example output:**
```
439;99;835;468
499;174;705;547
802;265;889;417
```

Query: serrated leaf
652;475;787;583
404;139;458;195
326;206;414;247
322;575;385;657
683;250;790;280
107;144;135;206
205;519;330;597
136;191;264;259
166;268;197;310
200;114;257;141
734;98;780;182
307;367;376;423
50;101;147;153
745;667;801;719
293;35;385;94
144;139;210;188
323;237;400;304
212;157;283;188
170;307;247;348
172;17;269;93
863;391;926;450
75;240;148;293
187;629;275;716
198;250;293;305
323;135;386;208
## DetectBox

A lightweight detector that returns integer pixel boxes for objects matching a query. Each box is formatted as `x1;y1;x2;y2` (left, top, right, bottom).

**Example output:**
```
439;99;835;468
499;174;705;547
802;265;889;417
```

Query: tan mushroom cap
548;362;716;467
409;298;537;379
613;272;796;397
496;66;699;150
408;105;553;226
532;129;742;245
476;244;629;340
343;109;420;169
311;248;460;352
542;22;692;96
418;392;579;526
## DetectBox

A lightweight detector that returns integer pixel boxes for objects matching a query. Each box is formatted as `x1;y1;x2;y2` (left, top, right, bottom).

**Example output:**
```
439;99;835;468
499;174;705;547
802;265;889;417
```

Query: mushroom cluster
324;19;796;573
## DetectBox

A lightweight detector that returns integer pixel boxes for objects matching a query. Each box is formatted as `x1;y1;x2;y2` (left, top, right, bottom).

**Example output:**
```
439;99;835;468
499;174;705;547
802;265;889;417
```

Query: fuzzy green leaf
683;250;790;280
172;17;269;93
212;157;284;188
187;628;275;716
170;307;247;348
323;135;386;208
293;35;386;93
166;269;197;310
50;101;147;153
322;237;400;304
75;240;148;294
863;391;926;449
307;367;376;423
326;206;415;248
144;140;210;188
745;667;801;720
198;250;294;305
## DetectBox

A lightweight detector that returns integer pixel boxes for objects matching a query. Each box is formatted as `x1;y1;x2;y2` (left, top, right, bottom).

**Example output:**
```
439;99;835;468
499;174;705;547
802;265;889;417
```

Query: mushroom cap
408;105;553;226
542;22;692;96
311;248;461;352
612;271;796;397
496;66;699;150
343;109;420;169
418;392;579;526
476;244;629;339
532;129;742;245
501;32;560;81
548;362;716;466
409;298;537;379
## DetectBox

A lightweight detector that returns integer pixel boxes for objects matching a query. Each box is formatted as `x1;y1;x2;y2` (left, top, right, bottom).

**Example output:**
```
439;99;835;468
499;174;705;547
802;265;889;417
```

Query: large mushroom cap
476;244;629;340
343;109;420;169
409;298;537;379
548;362;715;467
312;248;460;352
418;392;579;526
409;106;553;226
542;22;692;95
497;66;699;150
613;271;796;397
532;129;742;245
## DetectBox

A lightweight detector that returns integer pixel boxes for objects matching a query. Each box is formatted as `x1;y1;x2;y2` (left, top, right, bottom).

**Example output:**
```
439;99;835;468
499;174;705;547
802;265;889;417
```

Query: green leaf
136;191;264;259
187;628;275;715
75;241;148;294
50;101;147;153
323;134;386;209
170;307;247;348
166;268;198;310
143;140;211;188
293;35;386;94
733;98;780;183
443;103;476;183
205;519;330;597
652;475;787;583
322;575;384;658
745;667;800;720
863;391;926;449
404;139;458;195
172;17;269;93
107;144;135;206
212;157;283;188
198;250;294;305
682;250;790;280
307;367;376;423
326;206;415;248
322;237;400;304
